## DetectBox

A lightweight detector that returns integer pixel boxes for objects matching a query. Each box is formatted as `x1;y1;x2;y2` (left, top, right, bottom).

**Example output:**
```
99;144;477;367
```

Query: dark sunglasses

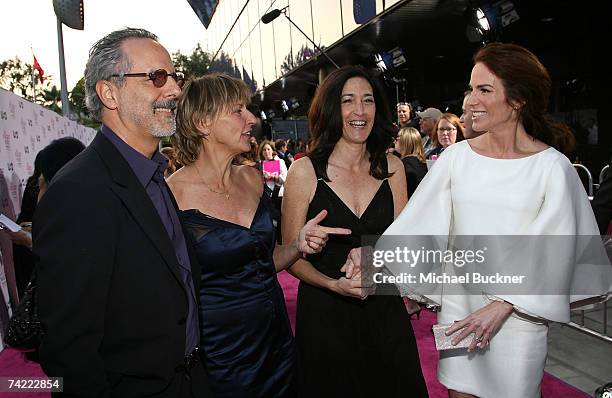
110;69;185;88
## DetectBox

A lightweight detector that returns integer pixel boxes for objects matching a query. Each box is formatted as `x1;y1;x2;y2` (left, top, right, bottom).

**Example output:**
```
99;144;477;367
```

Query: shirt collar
101;125;168;187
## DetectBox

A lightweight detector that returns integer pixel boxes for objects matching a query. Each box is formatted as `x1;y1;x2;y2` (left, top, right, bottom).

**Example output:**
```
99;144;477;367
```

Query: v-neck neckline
319;179;388;221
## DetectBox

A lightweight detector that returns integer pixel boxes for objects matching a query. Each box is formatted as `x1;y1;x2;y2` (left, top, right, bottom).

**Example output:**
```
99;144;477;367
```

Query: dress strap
308;156;325;181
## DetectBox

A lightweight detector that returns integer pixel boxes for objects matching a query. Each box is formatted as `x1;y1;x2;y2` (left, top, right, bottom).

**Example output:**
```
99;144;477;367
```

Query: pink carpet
276;271;590;398
0;272;590;397
0;348;48;397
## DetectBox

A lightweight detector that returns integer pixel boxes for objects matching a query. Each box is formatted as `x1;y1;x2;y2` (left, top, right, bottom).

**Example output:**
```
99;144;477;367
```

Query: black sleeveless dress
180;189;295;397
296;163;428;397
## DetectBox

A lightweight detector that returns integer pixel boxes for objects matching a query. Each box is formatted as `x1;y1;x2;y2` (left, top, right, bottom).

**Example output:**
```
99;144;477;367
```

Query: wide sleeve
34;177;116;397
375;145;456;304
487;156;612;323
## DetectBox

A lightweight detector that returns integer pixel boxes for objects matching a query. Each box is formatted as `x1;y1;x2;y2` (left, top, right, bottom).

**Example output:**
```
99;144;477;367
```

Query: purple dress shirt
101;125;199;355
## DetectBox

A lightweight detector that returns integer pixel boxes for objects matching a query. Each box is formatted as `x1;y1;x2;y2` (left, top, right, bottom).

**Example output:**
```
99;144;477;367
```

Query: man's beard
150;117;176;138
150;99;178;138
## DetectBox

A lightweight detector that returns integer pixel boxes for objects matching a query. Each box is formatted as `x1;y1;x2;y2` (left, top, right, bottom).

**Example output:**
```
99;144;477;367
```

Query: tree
1;57;99;127
172;44;240;79
0;57;70;116
172;44;211;79
69;77;99;129
281;45;316;74
0;57;42;99
208;51;241;78
69;78;86;117
40;85;61;114
172;45;258;90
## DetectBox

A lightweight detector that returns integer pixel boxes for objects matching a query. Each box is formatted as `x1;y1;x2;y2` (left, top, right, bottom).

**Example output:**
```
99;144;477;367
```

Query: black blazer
34;133;211;397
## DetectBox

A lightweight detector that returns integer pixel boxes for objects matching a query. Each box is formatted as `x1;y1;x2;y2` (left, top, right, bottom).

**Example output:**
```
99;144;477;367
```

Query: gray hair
84;28;158;121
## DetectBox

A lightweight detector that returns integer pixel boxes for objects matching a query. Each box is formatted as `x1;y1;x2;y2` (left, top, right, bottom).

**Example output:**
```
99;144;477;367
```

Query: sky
1;0;210;89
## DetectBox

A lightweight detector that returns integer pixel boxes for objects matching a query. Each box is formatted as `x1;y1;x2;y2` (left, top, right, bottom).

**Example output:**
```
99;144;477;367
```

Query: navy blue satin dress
180;191;296;397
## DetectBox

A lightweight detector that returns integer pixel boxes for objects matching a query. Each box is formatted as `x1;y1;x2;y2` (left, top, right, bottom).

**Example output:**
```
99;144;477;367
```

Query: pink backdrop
0;88;96;350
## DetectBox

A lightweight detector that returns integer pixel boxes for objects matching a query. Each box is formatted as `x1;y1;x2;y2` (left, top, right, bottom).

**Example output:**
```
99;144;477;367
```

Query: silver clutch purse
432;323;476;350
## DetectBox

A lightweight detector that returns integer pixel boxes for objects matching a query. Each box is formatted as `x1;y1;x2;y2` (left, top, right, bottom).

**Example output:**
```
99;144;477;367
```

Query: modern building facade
194;0;607;173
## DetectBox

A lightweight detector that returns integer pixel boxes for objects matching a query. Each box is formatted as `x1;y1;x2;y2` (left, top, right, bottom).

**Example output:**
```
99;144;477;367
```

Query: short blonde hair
173;73;251;165
397;127;425;163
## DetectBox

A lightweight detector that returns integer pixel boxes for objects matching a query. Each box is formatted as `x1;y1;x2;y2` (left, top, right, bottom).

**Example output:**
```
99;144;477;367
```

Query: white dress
382;140;612;398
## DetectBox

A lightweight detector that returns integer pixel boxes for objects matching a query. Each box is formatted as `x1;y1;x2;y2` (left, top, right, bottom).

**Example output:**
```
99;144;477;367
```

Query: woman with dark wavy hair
383;43;612;397
282;65;428;397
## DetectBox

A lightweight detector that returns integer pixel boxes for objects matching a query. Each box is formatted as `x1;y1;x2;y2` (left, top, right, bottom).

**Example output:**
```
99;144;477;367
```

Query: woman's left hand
445;300;514;352
296;210;351;254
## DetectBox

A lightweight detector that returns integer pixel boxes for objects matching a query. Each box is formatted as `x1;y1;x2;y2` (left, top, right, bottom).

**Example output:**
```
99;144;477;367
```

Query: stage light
260;111;267;121
281;100;290;113
390;47;407;68
476;8;490;31
290;98;300;110
497;0;519;27
374;53;387;73
465;1;519;43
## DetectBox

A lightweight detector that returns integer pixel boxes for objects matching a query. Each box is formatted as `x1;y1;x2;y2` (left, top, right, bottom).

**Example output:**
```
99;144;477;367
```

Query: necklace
194;166;232;199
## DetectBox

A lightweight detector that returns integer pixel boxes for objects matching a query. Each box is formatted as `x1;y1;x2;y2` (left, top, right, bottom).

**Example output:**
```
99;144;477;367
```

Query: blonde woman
168;73;350;397
395;127;428;199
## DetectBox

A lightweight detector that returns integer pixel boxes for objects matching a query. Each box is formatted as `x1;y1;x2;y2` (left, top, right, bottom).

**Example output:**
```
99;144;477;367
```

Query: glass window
376;0;401;12
340;0;360;36
245;1;262;88
212;1;229;53
238;5;251;84
272;1;292;79
258;0;278;85
311;0;343;48
206;6;218;51
247;1;264;89
287;0;314;73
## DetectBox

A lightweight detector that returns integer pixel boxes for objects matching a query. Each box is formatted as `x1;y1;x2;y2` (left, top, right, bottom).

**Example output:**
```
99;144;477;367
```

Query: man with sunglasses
34;28;212;397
